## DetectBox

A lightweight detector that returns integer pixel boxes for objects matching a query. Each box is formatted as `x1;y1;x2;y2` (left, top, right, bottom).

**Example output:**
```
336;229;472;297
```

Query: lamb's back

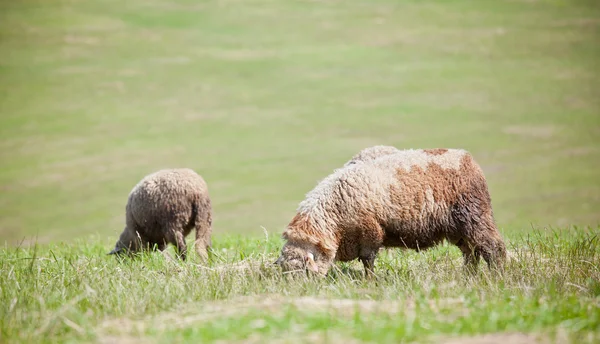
127;169;206;230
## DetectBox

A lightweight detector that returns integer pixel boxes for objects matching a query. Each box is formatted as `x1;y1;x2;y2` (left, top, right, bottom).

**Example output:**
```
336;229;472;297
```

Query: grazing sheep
275;148;506;277
343;145;399;167
109;168;212;262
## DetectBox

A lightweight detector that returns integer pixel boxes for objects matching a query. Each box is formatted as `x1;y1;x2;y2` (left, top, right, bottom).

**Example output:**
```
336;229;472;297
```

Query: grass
1;0;599;342
1;227;599;343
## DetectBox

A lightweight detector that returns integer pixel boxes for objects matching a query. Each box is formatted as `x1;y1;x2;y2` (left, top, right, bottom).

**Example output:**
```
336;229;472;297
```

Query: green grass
1;0;599;342
1;228;599;343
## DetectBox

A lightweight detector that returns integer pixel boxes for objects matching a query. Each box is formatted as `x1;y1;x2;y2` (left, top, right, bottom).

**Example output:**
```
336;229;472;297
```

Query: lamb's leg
154;241;167;252
124;213;144;254
136;235;151;253
173;231;188;261
194;198;213;264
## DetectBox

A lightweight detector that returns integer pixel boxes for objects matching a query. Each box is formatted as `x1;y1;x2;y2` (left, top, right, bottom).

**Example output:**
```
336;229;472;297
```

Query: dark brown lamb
109;168;212;262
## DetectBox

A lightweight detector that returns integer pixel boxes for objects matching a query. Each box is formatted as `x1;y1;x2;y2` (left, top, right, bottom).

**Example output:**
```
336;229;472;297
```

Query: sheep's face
108;228;140;256
274;243;328;277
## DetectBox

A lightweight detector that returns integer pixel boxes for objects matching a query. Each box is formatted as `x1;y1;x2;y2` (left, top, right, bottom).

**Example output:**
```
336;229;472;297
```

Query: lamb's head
274;241;330;277
108;228;140;256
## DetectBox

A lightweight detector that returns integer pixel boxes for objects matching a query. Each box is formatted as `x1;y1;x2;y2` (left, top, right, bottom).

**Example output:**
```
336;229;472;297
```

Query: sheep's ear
304;252;319;273
273;256;283;266
108;248;121;255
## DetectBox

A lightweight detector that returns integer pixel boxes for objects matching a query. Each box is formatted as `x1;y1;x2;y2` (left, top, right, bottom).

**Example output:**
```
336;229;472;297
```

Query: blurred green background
0;0;598;245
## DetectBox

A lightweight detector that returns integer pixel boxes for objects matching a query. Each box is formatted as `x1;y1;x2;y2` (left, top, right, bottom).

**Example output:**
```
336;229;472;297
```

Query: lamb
275;148;506;277
109;168;212;262
343;145;399;167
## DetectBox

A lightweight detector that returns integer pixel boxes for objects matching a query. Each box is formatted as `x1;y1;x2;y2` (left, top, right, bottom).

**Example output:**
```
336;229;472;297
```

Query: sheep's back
344;145;399;166
371;149;485;211
376;149;490;247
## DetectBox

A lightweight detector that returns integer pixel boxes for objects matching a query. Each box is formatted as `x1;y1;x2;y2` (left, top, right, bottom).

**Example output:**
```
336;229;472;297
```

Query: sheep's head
274;242;329;277
108;228;140;256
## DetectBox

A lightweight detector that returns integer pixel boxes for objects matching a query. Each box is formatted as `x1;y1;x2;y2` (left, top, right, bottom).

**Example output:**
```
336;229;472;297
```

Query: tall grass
1;227;598;342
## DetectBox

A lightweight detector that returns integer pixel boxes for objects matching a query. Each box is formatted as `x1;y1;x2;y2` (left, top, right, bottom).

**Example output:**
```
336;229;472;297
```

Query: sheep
275;148;506;278
343;145;399;167
109;168;212;262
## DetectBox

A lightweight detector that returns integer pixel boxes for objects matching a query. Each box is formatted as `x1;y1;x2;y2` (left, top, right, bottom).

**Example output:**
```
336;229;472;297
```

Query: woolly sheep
343;145;399;167
275;148;506;277
109;168;212;262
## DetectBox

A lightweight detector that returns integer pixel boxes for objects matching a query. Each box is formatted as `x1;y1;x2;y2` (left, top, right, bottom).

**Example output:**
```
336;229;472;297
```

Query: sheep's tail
193;197;213;264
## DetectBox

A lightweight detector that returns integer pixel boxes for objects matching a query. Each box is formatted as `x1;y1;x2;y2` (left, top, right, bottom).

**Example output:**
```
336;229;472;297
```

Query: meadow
1;0;599;342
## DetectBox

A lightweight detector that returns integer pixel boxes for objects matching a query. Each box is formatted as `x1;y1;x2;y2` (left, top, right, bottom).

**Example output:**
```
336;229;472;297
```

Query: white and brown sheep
275;148;506;277
109;168;212;262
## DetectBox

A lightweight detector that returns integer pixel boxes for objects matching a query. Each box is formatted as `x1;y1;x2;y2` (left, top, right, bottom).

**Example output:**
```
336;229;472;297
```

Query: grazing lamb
109;168;212;262
343;145;399;167
275;148;506;277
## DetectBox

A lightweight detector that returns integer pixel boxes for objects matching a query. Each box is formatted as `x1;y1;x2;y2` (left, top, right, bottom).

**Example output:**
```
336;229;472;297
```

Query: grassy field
1;0;599;342
1;228;599;343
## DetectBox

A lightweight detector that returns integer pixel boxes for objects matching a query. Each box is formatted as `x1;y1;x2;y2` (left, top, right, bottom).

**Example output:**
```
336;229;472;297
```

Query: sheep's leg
452;192;507;275
359;250;378;279
358;218;384;279
477;231;507;273
457;239;480;274
460;217;506;274
173;231;188;261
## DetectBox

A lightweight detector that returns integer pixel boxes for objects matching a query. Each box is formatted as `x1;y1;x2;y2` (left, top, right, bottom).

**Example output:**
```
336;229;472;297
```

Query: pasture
0;0;599;342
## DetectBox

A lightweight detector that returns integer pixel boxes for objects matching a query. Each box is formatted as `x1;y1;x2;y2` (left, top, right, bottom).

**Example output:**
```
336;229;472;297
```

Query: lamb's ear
273;256;283;266
304;252;319;273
